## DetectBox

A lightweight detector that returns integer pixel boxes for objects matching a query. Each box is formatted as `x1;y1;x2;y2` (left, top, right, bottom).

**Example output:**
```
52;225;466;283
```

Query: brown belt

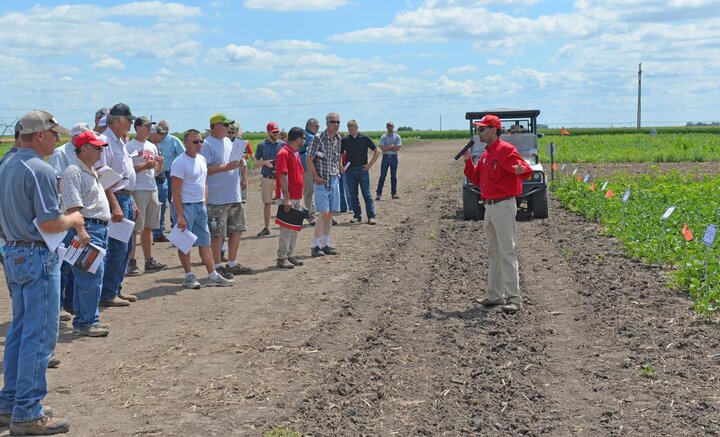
483;196;514;205
7;241;47;249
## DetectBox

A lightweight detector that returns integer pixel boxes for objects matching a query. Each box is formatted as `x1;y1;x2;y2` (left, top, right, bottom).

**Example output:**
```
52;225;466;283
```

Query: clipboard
274;205;305;231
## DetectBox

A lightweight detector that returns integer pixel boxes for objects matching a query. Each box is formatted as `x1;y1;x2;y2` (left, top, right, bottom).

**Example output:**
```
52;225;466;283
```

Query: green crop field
553;171;720;317
539;132;720;163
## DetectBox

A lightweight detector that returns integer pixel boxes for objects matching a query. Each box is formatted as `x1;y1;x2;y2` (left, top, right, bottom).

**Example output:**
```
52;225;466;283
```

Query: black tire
531;189;549;219
463;188;484;220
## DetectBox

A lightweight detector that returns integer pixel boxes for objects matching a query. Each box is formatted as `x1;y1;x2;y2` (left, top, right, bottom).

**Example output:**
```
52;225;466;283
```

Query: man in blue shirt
300;118;319;225
0;110;86;435
152;120;185;242
254;122;284;236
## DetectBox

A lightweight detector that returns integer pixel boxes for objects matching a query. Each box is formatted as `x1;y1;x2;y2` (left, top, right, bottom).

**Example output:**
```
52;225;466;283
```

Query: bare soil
1;141;720;436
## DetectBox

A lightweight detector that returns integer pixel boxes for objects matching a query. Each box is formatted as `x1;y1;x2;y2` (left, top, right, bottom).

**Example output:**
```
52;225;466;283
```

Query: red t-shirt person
275;144;304;200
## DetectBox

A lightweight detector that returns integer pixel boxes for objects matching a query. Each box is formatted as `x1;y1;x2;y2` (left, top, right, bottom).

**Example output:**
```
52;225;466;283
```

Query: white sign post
702;225;717;297
659;206;676;258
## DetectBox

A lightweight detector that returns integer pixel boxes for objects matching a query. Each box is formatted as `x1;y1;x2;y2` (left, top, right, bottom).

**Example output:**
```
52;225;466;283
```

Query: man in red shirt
275;127;306;269
463;115;532;314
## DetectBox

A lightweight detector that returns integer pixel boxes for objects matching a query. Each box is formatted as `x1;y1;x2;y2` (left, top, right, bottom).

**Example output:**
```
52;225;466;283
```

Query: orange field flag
576;175;581;182
551;162;557;171
590;183;595;192
682;224;694;242
605;189;614;199
560;127;571;136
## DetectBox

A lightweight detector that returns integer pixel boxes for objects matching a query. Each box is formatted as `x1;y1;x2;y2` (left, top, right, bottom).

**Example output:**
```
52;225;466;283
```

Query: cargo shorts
207;202;246;237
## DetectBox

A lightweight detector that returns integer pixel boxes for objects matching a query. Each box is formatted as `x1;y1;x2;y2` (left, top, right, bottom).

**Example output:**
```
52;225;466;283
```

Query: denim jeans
60;262;73;311
154;171;176;238
0;245;60;422
339;173;352;212
377;154;399;197
345;167;376;220
101;193;133;302
63;222;108;329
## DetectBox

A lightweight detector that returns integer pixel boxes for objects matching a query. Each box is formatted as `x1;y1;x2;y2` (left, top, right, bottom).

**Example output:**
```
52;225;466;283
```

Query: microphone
453;140;475;161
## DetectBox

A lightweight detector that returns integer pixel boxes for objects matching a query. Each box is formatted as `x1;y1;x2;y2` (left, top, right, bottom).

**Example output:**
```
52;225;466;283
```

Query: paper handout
107;218;135;242
97;166;123;190
229;140;247;163
33;218;67;252
167;225;198;255
62;236;106;274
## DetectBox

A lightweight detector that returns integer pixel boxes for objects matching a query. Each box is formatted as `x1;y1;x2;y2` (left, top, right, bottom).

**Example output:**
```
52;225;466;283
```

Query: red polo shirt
464;138;532;200
275;144;304;200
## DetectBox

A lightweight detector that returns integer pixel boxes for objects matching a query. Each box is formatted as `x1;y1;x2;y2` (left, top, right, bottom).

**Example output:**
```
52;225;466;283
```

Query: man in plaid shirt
306;112;343;257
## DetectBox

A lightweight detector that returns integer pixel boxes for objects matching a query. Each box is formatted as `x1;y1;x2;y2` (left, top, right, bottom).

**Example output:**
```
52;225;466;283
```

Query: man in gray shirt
0;110;85;435
201;113;252;277
376;121;402;201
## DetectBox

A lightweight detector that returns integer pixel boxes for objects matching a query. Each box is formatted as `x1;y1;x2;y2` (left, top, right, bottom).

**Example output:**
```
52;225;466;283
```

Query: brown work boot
117;293;137;302
9;414;70;435
99;297;130;307
0;407;53;428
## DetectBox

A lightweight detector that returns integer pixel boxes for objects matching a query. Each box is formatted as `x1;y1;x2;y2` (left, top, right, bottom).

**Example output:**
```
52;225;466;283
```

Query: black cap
134;116;156;128
109;102;137;121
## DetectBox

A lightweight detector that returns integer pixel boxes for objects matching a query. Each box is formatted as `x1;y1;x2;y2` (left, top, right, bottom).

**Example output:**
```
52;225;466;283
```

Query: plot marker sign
572;168;578;175
622;189;631;203
702;225;717;248
583;174;590;183
601;181;608;191
661;206;676;220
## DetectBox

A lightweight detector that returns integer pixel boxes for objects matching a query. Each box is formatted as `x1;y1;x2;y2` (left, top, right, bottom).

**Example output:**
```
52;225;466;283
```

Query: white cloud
487;59;506;66
0;3;201;64
446;65;478;75
92;58;126;70
243;0;350;11
258;39;327;52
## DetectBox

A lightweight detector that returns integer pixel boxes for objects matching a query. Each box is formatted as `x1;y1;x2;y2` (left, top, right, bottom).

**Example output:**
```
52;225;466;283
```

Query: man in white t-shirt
171;129;234;289
127;116;167;275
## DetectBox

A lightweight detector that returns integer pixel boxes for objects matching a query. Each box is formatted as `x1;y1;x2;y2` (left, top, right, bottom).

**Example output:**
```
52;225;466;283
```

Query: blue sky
0;0;719;133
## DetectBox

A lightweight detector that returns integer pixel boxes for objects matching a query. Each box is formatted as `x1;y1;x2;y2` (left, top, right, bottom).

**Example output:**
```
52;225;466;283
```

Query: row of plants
539;132;720;163
552;170;720;317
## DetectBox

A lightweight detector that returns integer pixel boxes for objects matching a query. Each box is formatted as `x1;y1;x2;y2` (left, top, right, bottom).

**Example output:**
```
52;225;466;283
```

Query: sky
0;0;719;133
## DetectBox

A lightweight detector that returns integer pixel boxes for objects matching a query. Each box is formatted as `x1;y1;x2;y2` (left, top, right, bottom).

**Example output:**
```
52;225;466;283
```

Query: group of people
0;104;405;435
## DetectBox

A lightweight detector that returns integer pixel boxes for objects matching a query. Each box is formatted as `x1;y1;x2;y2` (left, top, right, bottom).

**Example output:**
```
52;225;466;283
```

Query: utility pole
637;63;642;129
439;115;442;132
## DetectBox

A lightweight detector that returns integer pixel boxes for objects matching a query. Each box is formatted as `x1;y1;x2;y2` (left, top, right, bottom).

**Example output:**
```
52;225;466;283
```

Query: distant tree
397;126;414;131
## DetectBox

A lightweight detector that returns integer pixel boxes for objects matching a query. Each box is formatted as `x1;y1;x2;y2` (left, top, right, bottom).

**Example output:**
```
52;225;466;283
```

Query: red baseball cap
266;121;280;133
73;131;108;148
473;115;502;131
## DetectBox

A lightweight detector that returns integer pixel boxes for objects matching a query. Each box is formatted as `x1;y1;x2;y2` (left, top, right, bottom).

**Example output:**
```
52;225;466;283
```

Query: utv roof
465;109;541;120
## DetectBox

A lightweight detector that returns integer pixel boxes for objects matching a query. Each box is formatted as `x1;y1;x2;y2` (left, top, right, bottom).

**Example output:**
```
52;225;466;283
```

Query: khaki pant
303;170;315;216
277;200;302;260
484;198;521;306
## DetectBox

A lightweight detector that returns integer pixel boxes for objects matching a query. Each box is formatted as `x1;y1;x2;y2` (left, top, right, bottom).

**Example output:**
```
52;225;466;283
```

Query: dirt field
1;140;720;436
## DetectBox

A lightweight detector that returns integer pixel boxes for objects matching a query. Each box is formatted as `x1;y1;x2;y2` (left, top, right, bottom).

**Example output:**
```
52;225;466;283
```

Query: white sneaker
205;274;234;287
183;273;201;289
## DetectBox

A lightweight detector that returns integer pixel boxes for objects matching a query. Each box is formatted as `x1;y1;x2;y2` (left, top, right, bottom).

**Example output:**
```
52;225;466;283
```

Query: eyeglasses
328;120;340;124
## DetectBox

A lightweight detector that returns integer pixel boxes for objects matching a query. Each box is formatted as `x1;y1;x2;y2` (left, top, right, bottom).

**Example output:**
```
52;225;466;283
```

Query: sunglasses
190;139;202;144
328;120;340;124
476;126;492;132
